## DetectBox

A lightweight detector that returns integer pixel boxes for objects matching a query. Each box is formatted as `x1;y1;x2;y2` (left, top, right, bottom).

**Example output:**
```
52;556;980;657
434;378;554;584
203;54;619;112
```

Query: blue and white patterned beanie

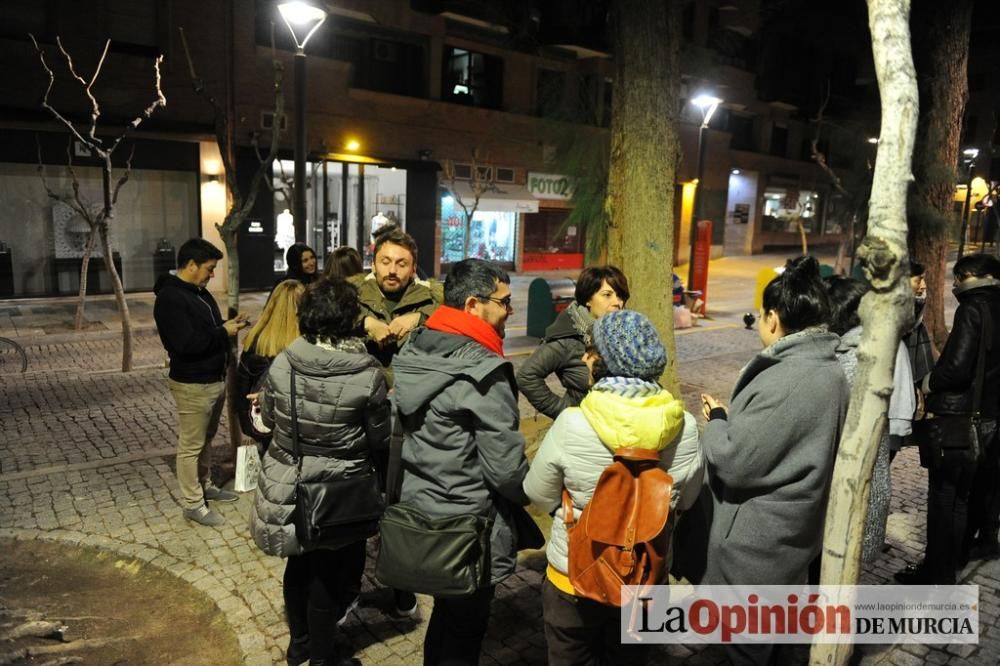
591;310;667;381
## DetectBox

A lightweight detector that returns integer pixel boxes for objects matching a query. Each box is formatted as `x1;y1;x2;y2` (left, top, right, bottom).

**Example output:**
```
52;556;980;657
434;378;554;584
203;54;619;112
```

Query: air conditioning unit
495;167;515;184
261;111;288;131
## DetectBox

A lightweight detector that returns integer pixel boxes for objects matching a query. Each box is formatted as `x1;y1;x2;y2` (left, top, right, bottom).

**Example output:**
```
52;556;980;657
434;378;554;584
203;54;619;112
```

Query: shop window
443;47;503;109
760;187;822;234
440;196;516;265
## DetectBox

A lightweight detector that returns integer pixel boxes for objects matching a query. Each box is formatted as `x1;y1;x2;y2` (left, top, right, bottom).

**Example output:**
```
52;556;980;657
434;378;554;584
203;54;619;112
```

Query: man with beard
350;228;440;380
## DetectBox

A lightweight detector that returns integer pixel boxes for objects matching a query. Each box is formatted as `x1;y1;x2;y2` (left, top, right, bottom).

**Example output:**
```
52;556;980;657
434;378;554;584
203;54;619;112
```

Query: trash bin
153;239;175;281
526;277;575;338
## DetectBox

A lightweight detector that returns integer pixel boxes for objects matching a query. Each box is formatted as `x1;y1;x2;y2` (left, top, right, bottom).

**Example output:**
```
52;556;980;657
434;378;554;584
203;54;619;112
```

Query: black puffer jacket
927;281;1000;417
516;303;592;419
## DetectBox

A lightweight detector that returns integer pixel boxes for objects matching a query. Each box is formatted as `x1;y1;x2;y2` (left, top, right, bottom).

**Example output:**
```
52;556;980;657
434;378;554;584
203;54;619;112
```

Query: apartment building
0;0;857;298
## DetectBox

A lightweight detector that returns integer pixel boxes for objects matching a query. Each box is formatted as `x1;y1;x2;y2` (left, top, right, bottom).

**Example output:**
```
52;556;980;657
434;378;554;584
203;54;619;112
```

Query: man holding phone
154;238;249;527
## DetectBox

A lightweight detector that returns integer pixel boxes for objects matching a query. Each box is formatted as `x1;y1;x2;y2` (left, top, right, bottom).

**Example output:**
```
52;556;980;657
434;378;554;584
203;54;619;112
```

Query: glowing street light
278;1;327;243
688;93;723;291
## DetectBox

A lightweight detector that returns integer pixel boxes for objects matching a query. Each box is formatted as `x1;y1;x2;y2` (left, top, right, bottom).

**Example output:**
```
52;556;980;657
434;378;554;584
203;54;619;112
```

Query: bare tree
441;148;501;259
36;140;128;331
811;0;917;664
179;25;284;462
30;35;166;372
605;0;682;395
179;26;284;315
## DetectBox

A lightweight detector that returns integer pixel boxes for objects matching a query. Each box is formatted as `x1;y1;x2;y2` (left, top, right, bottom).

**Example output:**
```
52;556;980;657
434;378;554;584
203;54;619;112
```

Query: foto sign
528;172;574;200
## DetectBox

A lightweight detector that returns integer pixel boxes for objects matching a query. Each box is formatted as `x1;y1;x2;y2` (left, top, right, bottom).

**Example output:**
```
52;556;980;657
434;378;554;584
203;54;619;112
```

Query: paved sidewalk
1;254;994;665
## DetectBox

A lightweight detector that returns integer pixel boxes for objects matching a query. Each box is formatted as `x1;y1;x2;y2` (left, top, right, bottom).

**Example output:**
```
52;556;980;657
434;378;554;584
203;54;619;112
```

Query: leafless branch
29;34;95;153
111;144;136;205
178;27;222;114
109;54;166;152
810;82;850;197
56;36;109;144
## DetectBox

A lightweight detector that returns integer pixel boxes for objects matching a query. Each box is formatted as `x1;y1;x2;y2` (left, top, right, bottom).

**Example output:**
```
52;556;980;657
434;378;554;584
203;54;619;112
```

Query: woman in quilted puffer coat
250;277;390;666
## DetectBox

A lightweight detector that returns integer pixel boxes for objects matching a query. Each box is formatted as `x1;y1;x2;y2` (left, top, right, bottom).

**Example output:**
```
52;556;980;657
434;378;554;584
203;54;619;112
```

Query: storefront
439;180;539;271
522;172;582;271
0;129;200;298
752;179;844;252
242;152;439;286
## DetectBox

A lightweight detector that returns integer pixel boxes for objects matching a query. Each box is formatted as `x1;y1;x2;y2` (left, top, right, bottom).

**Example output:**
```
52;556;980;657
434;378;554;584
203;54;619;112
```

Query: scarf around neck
592;376;662;398
425;305;505;357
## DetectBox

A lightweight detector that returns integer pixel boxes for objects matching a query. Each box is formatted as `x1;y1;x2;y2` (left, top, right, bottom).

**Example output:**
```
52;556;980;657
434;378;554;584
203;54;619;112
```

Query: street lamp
278;1;327;243
688;94;722;291
958;147;979;258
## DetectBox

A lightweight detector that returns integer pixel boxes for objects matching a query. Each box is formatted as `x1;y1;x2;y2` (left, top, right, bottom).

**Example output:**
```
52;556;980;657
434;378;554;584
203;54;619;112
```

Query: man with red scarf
393;259;532;665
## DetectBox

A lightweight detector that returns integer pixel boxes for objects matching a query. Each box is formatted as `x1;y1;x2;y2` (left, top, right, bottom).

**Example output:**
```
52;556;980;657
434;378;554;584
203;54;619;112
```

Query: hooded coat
516;303;593;419
250;337;390;557
523;383;703;592
702;329;849;586
392;326;531;587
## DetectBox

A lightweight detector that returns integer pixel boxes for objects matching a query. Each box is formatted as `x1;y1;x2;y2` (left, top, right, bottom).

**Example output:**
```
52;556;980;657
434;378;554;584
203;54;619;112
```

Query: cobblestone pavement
2;257;996;665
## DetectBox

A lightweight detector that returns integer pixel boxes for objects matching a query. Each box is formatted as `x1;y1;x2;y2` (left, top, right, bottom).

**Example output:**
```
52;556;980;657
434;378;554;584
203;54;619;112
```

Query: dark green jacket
349;273;441;377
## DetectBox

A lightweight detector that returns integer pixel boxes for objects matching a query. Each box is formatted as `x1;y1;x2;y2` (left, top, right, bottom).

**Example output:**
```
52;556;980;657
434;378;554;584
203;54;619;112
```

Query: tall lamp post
687;94;722;290
957;147;979;258
278;1;327;243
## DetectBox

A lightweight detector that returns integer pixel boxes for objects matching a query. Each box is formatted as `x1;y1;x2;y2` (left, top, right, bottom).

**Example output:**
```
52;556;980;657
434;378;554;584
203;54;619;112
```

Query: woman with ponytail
700;256;849;664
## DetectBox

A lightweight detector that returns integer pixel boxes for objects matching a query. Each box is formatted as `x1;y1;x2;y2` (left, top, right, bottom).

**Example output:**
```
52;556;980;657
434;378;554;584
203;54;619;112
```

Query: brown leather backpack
562;447;673;607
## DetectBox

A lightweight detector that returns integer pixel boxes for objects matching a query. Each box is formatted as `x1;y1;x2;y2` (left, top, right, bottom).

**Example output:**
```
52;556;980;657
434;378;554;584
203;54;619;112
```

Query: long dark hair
762;255;830;333
285;243;317;284
823;275;868;336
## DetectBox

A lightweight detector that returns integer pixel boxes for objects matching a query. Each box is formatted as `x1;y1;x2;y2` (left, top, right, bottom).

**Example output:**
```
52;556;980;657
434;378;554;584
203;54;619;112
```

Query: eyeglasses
479;294;513;309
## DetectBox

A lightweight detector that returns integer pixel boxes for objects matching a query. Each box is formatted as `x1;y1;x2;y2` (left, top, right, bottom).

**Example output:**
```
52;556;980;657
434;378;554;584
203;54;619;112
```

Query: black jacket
516;304;591;419
153;274;230;383
927;282;1000;417
236;347;274;440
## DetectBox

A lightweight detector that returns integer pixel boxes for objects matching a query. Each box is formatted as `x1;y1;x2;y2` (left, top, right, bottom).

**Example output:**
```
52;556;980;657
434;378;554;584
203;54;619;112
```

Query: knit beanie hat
591;310;667;381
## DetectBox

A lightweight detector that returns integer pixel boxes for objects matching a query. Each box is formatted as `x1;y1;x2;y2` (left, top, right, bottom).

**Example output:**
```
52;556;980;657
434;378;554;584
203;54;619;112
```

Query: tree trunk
908;0;974;350
606;0;682;394
73;229;97;331
811;0;918;664
220;221;242;469
97;224;133;372
100;166;133;372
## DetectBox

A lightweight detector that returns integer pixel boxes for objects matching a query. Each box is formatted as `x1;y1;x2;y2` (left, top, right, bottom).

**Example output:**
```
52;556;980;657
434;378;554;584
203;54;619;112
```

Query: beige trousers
168;379;226;510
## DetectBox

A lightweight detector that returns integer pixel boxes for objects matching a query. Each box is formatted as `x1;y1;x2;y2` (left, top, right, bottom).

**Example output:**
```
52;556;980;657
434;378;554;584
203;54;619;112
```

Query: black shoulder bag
912;306;992;469
289;367;384;550
374;417;494;597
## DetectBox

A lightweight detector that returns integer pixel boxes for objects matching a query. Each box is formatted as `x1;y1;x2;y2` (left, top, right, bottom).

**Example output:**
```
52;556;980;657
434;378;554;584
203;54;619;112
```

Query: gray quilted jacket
250;336;390;557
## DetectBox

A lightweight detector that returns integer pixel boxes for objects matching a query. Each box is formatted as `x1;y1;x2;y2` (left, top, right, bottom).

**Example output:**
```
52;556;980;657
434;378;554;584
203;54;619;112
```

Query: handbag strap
289;366;303;477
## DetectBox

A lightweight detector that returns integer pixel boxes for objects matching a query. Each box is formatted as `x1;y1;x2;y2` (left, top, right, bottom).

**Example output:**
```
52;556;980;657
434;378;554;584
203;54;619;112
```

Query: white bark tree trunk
810;1;918;664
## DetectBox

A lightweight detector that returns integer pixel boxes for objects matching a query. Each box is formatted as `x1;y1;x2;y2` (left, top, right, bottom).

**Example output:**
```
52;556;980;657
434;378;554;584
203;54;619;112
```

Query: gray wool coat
393;326;531;587
250;337;390;558
702;328;849;586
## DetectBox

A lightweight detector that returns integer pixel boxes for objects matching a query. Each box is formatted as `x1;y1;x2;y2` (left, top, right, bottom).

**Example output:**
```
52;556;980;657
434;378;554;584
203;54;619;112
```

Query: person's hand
365;317;395;347
702;393;725;420
223;313;250;337
247;392;260;406
388;312;421;339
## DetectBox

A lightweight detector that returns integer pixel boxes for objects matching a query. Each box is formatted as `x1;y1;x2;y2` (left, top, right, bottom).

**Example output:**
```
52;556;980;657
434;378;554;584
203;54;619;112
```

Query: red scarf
425;306;505;357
